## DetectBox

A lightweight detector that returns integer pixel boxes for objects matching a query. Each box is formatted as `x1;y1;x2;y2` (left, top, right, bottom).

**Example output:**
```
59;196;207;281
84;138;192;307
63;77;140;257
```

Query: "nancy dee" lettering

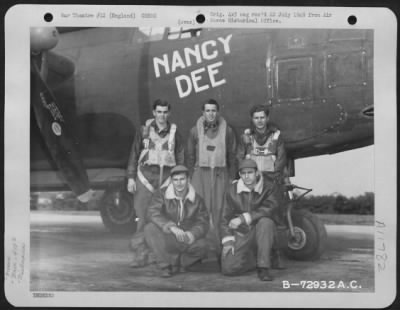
153;34;233;98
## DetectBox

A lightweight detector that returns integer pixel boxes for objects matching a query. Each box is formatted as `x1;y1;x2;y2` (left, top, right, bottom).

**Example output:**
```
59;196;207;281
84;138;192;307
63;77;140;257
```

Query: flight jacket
147;183;210;241
220;174;280;244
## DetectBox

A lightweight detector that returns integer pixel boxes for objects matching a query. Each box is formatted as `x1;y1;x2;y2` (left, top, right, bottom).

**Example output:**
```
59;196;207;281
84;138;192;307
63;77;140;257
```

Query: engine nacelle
30;27;59;54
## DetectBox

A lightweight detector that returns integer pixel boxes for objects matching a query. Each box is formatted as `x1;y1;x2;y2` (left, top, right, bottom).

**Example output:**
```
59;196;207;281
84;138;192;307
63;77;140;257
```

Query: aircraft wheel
99;188;136;233
283;209;327;260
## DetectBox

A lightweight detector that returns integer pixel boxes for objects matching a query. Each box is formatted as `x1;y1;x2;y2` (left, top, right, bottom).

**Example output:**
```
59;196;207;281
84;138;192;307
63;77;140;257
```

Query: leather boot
257;268;274;281
160;266;173;278
129;249;147;268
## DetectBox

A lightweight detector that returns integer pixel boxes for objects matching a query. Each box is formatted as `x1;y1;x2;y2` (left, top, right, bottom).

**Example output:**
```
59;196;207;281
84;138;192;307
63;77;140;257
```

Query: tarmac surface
30;211;374;292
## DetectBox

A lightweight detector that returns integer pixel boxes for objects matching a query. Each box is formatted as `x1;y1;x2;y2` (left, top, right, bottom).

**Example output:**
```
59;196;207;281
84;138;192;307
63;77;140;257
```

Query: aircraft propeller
30;27;94;202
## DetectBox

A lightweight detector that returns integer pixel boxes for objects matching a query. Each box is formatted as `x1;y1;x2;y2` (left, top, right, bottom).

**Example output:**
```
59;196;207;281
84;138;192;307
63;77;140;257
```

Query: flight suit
187;116;237;251
220;175;280;275
237;124;289;229
237;124;287;186
127;119;185;232
144;183;209;270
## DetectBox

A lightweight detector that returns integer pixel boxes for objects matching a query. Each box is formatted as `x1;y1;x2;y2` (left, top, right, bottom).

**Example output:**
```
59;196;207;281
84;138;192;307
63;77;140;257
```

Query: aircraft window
168;27;180;40
167;27;202;40
327;51;366;87
138;27;165;42
274;57;313;101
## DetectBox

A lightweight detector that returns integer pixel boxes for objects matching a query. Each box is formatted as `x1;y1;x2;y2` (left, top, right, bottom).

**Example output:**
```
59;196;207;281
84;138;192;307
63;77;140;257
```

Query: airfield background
31;144;375;217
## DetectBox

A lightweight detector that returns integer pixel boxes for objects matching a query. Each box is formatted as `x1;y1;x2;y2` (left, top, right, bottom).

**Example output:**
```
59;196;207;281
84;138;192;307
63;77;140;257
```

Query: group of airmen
126;98;288;281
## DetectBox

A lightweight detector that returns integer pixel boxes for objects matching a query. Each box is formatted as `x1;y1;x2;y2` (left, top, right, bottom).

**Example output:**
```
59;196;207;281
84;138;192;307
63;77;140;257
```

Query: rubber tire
99;188;137;233
283;209;327;261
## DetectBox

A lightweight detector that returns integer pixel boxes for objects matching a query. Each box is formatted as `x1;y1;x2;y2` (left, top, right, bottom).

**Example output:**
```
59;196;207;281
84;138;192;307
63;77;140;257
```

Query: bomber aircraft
30;26;373;261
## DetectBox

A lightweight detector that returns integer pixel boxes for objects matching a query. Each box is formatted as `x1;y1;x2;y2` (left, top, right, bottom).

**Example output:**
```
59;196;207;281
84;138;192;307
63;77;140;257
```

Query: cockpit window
136;27;201;42
138;27;165;42
167;27;202;40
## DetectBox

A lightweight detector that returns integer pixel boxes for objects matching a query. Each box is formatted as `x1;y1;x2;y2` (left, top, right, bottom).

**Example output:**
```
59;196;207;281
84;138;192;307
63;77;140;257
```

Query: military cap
170;165;189;176
238;158;258;171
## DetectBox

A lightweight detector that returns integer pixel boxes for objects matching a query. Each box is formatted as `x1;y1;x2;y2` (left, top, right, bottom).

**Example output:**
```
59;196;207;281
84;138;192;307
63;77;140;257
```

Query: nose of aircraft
30;27;59;54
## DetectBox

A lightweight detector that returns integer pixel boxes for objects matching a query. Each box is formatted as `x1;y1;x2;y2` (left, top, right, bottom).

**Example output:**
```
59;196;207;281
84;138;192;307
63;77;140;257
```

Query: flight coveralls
220;175;280;275
187;116;237;250
127;119;185;232
144;183;210;270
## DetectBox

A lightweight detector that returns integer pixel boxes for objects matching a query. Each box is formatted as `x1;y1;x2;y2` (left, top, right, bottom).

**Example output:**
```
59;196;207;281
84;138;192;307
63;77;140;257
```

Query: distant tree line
31;190;375;215
294;192;374;214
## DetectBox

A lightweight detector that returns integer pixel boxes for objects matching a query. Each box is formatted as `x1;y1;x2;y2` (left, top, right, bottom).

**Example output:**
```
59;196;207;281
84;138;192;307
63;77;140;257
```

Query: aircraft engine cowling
30;27;59;54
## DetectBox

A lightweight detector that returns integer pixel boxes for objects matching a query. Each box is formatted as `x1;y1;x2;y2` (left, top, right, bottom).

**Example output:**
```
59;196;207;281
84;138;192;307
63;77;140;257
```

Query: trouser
191;166;229;251
134;165;172;232
144;222;209;269
221;217;276;275
133;179;153;232
261;172;287;224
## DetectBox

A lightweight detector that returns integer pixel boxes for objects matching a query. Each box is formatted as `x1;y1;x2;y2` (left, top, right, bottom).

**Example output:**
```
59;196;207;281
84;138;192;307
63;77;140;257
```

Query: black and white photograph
4;5;397;308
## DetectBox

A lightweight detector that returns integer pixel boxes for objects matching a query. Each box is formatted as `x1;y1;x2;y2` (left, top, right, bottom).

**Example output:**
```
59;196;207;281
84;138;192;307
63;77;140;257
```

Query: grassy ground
316;213;374;226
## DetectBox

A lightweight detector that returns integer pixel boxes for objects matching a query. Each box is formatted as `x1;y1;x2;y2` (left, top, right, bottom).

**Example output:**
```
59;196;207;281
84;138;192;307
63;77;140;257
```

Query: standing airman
187;99;237;254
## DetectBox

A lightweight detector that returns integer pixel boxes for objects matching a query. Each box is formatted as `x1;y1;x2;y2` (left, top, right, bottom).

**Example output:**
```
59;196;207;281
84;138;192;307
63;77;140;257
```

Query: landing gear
99;188;137;233
283;209;327;260
276;184;328;261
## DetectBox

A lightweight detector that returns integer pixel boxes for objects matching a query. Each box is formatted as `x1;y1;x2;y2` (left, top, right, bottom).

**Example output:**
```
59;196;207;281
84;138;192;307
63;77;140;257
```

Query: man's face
252;111;269;131
172;173;189;195
153;106;170;126
239;168;257;188
203;103;218;123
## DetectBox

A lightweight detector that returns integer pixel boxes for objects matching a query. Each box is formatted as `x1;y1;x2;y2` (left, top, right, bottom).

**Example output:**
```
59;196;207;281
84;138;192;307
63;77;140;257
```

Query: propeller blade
31;57;90;197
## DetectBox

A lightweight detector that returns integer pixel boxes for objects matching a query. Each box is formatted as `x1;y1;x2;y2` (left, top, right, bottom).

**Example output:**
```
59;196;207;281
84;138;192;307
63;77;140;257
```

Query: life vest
140;119;177;167
245;129;280;172
197;116;227;168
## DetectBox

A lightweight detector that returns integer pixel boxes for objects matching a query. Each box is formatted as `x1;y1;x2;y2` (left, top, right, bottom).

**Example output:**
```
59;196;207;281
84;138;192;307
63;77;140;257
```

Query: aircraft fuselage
31;27;374;180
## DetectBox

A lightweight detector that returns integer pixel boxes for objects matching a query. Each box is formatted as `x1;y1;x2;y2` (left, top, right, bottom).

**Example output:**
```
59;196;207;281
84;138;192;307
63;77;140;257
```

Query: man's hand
183;231;195;245
222;243;235;257
228;217;242;230
170;226;186;243
127;178;136;193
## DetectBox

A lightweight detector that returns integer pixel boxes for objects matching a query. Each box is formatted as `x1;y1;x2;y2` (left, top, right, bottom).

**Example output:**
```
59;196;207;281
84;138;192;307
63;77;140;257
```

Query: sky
291;145;374;197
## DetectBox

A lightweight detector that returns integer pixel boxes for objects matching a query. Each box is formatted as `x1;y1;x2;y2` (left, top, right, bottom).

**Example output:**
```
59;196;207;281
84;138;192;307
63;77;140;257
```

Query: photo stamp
4;4;397;308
